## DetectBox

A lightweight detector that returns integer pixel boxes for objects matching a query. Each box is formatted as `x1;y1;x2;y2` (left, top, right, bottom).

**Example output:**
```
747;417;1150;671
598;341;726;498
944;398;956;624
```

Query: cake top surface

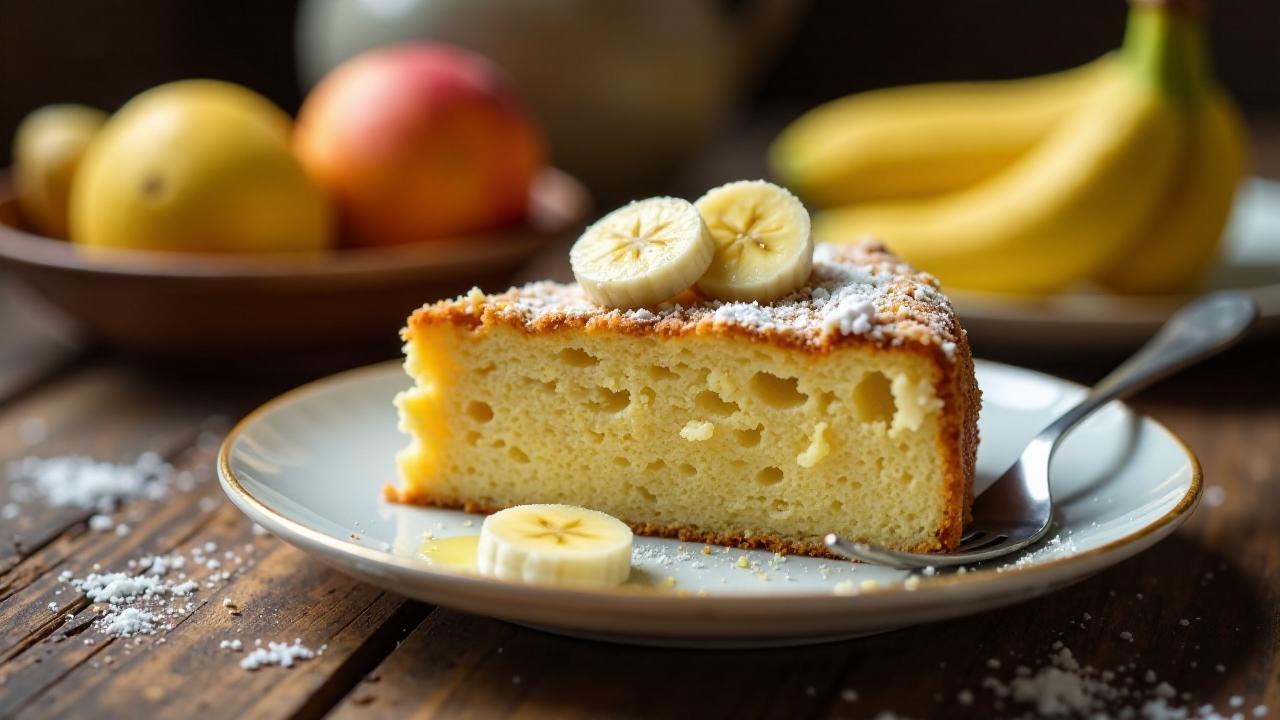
409;240;965;360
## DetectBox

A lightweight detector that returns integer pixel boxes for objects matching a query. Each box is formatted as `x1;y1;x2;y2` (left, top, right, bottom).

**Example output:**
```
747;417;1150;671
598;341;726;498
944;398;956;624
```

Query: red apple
295;44;544;247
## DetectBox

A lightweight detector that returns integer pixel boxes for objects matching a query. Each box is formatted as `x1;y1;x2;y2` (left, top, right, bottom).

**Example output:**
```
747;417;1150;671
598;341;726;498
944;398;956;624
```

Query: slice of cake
392;240;979;557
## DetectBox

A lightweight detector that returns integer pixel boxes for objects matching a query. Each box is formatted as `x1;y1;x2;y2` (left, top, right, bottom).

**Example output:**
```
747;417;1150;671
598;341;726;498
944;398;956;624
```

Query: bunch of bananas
770;1;1247;295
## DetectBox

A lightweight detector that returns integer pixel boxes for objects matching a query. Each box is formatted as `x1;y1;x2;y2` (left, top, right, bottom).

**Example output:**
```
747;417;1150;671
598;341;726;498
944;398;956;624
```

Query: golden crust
394;239;981;558
404;240;964;362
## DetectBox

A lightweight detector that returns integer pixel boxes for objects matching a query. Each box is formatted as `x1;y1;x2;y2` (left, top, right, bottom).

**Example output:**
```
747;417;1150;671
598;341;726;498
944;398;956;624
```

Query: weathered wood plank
0;446;223;663
328;606;862;720
0;361;243;575
0;499;252;716
10;510;423;720
0;281;83;408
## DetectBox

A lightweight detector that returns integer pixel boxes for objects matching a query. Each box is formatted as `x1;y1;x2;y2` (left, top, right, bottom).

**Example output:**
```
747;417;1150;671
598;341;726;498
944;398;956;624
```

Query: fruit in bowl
294;43;545;248
70;80;333;254
0;63;582;358
12;104;107;239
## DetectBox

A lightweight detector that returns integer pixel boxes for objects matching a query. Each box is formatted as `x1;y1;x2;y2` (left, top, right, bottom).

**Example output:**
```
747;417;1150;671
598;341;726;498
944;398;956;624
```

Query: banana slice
694;180;813;302
570;197;714;309
477;504;633;588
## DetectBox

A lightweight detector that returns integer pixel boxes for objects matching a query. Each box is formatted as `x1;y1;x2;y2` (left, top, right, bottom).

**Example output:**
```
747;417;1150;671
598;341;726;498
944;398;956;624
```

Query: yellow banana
769;56;1112;207
1099;67;1248;291
815;74;1182;294
813;5;1199;296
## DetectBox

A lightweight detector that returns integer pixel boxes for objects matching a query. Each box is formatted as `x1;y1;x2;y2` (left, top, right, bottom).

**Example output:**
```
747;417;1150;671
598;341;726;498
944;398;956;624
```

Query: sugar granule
101;607;156;637
88;514;114;531
1204;485;1227;507
239;640;315;670
7;452;174;512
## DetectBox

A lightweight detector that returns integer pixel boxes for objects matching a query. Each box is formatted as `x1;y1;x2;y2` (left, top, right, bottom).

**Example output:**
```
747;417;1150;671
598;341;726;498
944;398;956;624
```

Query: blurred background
0;0;1277;368
3;0;1278;194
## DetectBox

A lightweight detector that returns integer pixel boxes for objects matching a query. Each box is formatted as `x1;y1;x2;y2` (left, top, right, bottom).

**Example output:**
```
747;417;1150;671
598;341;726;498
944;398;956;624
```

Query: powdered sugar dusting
6;452;173;513
822;294;875;336
410;240;963;361
53;542;258;642
100;607;157;637
239;639;315;670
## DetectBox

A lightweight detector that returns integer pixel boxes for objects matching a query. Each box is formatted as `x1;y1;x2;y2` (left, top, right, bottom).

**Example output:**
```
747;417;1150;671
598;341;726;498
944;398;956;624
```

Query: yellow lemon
70;80;332;254
123;79;294;142
12;104;108;238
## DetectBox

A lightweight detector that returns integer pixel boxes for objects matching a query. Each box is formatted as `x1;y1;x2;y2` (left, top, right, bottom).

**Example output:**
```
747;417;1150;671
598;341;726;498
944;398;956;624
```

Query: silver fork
825;291;1259;569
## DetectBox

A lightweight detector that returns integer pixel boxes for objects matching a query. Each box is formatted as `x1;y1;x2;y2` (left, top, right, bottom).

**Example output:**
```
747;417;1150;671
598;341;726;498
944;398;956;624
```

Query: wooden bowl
0;169;589;363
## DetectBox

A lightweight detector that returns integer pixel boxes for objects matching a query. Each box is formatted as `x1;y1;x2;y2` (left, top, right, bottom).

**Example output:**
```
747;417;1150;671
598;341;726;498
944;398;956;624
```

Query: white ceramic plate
951;177;1280;353
218;360;1200;647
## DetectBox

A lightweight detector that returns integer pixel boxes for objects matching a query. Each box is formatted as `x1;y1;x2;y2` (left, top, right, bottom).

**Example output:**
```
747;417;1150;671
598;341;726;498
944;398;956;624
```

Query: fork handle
1040;291;1258;446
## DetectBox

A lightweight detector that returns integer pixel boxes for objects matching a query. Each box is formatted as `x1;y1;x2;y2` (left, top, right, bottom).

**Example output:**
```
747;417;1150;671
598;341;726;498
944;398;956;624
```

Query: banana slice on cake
570;197;714;309
477;504;633;588
694;180;813;302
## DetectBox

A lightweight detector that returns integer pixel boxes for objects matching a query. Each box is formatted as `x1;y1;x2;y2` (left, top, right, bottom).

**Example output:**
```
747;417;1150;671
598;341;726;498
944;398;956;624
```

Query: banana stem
1123;0;1213;105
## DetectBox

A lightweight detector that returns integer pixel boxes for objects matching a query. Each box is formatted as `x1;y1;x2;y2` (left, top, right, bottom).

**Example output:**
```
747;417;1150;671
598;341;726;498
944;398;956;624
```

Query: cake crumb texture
395;240;978;557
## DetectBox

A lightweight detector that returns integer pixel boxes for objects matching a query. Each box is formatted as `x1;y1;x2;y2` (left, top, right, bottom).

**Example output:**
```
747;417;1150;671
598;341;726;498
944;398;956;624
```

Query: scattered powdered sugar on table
1204;485;1227;507
852;640;1264;719
75;570;172;604
100;607;157;637
53;540;258;645
6;452;174;512
88;514;115;532
625;537;1262;718
239;639;316;670
967;644;1262;719
3;416;227;523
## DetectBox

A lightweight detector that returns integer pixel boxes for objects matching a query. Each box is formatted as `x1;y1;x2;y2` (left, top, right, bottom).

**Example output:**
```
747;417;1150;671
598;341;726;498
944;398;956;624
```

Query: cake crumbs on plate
832;579;857;596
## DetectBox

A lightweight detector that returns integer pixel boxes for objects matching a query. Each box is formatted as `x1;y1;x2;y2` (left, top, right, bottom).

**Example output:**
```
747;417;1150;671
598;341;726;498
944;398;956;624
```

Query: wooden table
2;131;1279;720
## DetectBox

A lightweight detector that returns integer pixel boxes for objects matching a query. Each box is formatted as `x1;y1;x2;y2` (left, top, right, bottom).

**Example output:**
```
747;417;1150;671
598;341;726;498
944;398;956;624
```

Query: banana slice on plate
477;504;633;588
695;180;813;302
570;197;714;309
